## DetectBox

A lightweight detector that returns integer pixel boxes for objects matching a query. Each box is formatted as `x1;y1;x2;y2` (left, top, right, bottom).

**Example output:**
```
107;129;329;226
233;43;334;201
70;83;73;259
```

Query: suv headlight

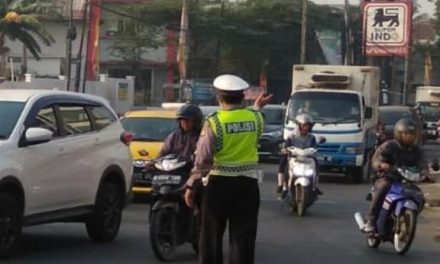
155;159;187;171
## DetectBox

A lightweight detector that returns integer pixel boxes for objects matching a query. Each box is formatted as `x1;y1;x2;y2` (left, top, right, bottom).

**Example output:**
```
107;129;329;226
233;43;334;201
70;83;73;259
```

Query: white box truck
284;65;380;183
415;86;440;139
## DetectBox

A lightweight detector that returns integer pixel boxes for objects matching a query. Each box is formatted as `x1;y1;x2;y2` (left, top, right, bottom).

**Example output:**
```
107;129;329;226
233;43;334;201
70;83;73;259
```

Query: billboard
363;0;412;57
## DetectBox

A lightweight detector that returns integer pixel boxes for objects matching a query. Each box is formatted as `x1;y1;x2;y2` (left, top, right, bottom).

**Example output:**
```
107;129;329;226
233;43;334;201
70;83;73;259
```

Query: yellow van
121;109;177;195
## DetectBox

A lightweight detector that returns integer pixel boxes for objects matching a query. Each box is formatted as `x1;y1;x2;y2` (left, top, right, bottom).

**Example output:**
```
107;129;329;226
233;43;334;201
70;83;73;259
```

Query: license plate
152;175;182;185
143;173;152;181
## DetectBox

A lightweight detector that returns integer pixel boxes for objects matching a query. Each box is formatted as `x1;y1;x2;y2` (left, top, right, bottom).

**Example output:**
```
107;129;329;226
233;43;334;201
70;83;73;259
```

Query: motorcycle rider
365;118;426;233
277;114;319;198
158;104;203;160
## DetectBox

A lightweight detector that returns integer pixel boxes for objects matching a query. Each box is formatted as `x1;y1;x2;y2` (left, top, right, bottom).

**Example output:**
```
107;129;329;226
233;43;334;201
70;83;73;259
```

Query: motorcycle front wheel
393;209;417;255
366;235;380;249
150;208;178;261
296;185;310;217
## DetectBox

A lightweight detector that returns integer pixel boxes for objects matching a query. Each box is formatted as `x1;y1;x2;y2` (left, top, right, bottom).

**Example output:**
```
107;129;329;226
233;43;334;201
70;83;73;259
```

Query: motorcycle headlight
133;160;146;168
304;168;314;177
293;165;314;177
155;159;187;171
293;166;303;176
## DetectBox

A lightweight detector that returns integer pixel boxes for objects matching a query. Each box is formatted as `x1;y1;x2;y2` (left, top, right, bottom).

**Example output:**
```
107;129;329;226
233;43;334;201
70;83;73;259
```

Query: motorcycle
147;154;199;261
354;167;426;255
286;137;325;216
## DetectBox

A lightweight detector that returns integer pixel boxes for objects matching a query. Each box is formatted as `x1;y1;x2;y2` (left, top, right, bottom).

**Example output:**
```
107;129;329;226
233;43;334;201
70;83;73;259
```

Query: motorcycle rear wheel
150;208;178;261
394;209;417;255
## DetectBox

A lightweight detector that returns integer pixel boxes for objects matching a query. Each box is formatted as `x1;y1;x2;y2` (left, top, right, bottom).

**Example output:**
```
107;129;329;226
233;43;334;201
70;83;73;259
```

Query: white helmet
213;74;249;91
295;114;314;128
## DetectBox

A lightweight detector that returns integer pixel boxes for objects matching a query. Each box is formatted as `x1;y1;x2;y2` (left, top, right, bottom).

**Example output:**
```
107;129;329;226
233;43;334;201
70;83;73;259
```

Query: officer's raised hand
254;91;273;110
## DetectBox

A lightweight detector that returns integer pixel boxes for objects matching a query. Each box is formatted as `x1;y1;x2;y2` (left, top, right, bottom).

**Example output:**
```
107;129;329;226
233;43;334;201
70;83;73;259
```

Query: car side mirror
423;123;428;129
318;136;326;144
24;128;53;146
365;107;373;119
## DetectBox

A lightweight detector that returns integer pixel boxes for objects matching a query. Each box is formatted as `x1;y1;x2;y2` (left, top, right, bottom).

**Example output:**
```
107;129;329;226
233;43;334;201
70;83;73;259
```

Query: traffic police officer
185;74;272;264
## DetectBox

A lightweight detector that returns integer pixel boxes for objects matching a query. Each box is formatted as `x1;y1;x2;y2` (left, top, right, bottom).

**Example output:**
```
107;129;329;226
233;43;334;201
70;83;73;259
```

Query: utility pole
65;0;76;91
74;0;88;92
300;0;308;64
344;0;351;65
402;1;415;105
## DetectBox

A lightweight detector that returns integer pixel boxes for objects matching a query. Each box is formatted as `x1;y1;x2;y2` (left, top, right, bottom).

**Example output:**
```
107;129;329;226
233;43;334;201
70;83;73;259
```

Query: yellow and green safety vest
207;108;264;176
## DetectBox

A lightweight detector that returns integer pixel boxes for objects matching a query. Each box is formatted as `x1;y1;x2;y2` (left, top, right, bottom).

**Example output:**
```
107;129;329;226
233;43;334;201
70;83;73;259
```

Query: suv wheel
0;193;22;257
86;183;122;242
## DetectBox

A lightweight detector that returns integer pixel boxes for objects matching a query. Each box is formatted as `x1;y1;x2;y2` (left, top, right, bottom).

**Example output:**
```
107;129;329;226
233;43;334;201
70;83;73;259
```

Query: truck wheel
86;183;123;242
0;193;22;257
351;155;372;184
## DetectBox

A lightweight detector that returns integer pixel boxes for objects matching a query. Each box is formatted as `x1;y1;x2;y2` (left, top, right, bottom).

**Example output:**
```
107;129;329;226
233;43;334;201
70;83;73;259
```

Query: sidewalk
421;184;440;207
421;171;440;207
422;207;440;244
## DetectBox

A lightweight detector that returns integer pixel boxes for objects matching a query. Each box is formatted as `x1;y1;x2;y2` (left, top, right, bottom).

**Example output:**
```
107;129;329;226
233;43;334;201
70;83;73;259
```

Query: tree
104;0;185;103
0;0;55;77
106;0;343;102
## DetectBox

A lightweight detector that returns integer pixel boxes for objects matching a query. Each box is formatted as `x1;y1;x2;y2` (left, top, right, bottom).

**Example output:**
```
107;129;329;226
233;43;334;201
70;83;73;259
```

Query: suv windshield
121;117;177;142
261;108;285;125
380;110;412;126
0;101;25;140
419;104;440;122
288;92;361;124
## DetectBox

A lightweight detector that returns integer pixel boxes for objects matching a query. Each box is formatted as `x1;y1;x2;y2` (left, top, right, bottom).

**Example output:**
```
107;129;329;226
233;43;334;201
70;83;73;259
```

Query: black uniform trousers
199;175;260;264
368;177;392;221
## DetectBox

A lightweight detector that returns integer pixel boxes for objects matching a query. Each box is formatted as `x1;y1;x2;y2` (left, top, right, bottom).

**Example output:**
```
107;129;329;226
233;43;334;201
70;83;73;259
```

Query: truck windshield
419;104;440;122
0;101;25;140
288;92;361;124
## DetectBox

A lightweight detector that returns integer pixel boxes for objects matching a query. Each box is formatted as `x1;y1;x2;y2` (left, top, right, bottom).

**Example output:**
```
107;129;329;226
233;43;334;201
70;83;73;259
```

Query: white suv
0;90;133;256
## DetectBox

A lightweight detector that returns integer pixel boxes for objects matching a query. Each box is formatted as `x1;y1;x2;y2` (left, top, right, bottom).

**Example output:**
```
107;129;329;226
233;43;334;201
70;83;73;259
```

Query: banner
86;0;101;80
362;0;412;57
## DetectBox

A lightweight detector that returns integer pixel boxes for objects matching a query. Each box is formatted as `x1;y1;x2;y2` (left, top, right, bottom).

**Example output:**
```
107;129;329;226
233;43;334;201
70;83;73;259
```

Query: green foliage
108;0;343;82
0;0;55;60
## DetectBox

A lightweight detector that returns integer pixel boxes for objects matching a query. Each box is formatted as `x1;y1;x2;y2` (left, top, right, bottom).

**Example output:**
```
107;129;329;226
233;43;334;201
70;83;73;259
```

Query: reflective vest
207;109;264;176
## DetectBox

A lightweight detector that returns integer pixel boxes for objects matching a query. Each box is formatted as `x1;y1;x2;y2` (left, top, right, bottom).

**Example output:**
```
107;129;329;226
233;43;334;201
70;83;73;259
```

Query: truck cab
285;65;380;183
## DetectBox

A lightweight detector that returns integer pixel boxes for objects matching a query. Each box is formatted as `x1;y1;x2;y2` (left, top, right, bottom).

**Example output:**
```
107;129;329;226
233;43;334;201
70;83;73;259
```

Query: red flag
259;62;268;92
85;0;101;81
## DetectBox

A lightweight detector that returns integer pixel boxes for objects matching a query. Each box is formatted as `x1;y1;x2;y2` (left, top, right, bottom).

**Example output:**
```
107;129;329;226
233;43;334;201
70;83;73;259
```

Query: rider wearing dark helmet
365;118;427;233
158;104;203;160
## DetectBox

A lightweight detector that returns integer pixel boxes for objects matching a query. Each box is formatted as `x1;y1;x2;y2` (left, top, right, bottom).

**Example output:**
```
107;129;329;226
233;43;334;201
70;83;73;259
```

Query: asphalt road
8;142;440;264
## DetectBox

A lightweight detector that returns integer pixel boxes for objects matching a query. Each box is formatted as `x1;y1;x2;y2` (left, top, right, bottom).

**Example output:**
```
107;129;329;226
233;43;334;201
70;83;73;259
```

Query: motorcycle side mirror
318;137;326;144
